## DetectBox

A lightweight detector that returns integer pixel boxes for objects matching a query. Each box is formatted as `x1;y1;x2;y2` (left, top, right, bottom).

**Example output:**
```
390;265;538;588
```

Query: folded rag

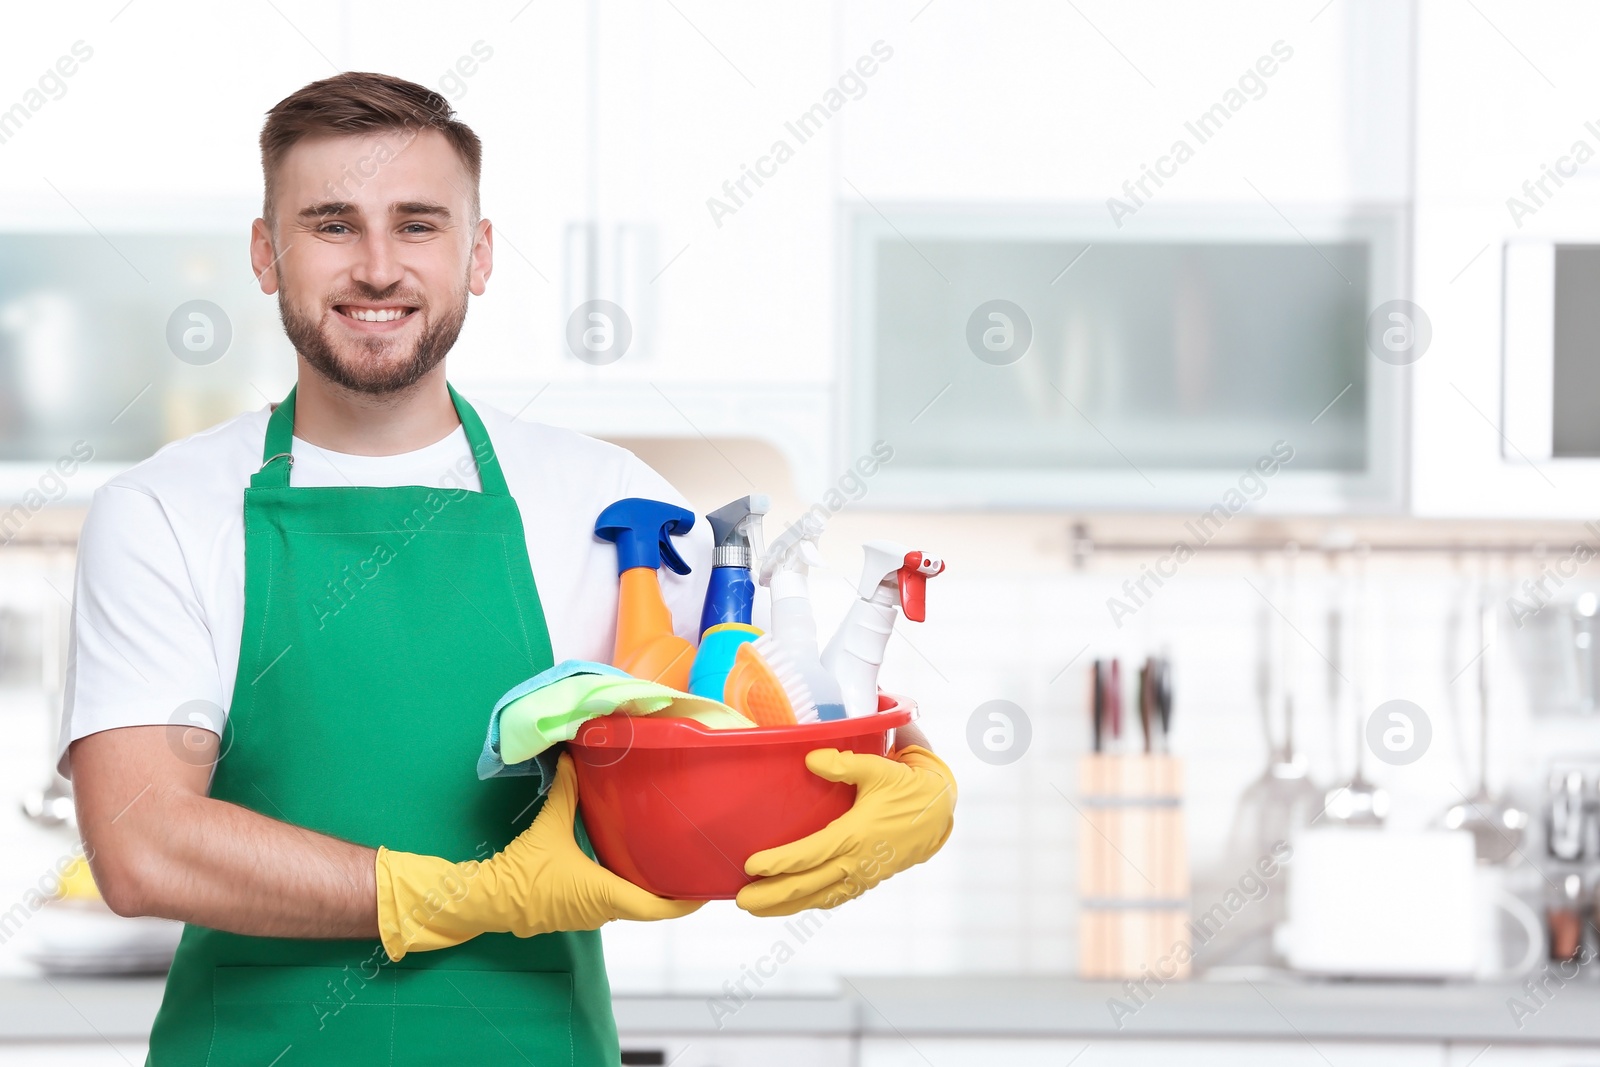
478;659;754;789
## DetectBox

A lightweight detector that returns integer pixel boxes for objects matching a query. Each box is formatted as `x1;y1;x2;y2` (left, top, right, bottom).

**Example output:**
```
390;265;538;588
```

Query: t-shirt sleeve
614;456;712;645
58;484;226;778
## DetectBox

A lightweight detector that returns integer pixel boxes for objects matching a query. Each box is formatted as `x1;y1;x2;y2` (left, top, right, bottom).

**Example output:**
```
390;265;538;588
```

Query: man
65;72;956;1065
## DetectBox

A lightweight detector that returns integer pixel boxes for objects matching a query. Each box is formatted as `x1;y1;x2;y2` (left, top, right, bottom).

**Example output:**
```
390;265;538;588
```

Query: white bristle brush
750;633;820;724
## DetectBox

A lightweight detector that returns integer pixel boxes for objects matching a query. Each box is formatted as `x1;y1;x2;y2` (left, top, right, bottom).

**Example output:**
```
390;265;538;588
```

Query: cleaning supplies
594;498;699;690
687;622;762;700
759;512;847;721
821;540;946;719
697;494;770;637
478;659;756;781
723;634;819;726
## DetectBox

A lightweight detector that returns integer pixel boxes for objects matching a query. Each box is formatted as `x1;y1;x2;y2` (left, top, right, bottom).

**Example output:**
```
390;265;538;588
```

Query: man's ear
250;218;281;295
469;218;493;296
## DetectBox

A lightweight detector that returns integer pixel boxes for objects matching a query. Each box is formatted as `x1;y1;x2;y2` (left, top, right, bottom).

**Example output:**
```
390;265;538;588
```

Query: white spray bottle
759;512;847;721
821;540;945;719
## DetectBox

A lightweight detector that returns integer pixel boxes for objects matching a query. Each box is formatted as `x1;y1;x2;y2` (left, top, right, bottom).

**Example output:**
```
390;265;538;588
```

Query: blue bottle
697;495;769;638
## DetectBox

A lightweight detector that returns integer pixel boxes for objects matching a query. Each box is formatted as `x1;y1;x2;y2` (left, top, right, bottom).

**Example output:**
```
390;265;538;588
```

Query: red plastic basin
569;692;914;900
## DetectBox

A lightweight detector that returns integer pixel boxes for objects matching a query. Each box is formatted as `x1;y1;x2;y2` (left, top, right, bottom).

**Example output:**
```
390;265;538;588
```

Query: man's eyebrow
298;201;354;220
391;201;452;219
294;201;453;222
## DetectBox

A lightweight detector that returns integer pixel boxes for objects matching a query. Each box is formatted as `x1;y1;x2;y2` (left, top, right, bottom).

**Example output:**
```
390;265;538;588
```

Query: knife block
1077;754;1190;980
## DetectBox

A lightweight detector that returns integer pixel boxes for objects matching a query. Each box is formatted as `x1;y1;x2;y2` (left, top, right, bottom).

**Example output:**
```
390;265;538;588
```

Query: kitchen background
4;0;1600;1064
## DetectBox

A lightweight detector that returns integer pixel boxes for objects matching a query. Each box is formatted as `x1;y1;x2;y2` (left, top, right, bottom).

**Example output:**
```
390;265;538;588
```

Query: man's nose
351;229;405;292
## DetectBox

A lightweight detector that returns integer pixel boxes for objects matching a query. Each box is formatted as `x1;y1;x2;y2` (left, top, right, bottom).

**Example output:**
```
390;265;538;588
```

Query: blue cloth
477;659;631;789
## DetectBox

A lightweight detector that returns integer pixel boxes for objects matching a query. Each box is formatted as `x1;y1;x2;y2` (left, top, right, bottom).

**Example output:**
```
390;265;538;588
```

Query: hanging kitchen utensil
1324;547;1387;825
1208;554;1323;970
1440;589;1529;865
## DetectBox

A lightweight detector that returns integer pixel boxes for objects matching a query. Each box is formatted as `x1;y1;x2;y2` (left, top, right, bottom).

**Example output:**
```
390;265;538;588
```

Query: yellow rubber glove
376;753;701;961
736;745;956;918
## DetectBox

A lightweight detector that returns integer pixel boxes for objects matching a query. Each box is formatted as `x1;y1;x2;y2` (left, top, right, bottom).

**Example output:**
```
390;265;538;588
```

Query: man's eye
400;223;433;235
319;222;352;235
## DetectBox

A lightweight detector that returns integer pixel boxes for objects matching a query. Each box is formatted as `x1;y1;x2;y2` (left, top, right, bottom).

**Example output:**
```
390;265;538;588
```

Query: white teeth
345;307;410;322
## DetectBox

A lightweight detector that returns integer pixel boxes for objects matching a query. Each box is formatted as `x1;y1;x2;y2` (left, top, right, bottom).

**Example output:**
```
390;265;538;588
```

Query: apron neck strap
252;383;510;496
448;383;510;496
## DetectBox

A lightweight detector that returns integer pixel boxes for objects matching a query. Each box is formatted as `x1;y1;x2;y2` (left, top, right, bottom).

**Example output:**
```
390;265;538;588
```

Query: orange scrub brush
723;635;818;726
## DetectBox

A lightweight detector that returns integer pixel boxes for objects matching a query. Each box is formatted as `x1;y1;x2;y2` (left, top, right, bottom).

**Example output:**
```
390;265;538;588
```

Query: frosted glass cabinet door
845;207;1408;512
0;233;292;464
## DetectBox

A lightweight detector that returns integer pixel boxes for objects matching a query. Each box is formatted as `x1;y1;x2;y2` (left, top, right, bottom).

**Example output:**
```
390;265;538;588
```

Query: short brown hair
259;71;482;226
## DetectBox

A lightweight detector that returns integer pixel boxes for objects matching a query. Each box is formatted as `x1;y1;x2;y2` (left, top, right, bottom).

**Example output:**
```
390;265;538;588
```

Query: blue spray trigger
594;498;696;575
657;534;692;575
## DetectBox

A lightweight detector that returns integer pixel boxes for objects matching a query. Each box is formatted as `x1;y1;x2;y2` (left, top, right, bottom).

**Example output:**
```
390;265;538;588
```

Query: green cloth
498;674;754;766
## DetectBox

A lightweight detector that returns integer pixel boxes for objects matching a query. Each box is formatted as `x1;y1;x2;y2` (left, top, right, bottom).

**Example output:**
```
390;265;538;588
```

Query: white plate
19;903;181;977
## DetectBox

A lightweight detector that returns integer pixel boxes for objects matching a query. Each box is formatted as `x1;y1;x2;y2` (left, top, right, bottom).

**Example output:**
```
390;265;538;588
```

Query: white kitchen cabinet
836;1;1408;205
829;2;1419;512
1408;0;1600;518
461;1;842;487
860;1037;1448;1067
584;1;837;387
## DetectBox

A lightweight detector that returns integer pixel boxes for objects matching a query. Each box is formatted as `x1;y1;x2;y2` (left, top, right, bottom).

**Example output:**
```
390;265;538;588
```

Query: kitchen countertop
842;975;1600;1045
1;975;1596;1045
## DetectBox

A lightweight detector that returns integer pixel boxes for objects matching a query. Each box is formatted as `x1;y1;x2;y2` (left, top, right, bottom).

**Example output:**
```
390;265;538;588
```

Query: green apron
147;385;619;1066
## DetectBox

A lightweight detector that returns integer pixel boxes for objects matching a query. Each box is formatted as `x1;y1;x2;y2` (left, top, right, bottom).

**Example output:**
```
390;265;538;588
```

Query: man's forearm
142;791;379;938
894;723;931;752
73;726;378;940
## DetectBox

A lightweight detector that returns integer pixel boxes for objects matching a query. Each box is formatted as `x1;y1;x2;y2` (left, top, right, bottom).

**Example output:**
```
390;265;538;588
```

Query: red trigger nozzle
896;550;945;622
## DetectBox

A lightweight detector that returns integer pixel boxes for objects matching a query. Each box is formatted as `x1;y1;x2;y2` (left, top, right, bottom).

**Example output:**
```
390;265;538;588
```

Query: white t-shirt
58;398;712;777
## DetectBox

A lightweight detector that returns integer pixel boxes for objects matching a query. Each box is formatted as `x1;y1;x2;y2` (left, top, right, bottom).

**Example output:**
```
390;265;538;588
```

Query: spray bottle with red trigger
821;541;945;719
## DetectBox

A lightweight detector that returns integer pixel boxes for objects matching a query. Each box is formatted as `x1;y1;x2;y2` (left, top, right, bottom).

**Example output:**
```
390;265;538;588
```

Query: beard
278;277;468;396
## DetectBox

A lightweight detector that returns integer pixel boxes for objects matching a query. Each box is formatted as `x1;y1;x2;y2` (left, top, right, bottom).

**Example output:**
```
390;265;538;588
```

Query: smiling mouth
333;305;419;323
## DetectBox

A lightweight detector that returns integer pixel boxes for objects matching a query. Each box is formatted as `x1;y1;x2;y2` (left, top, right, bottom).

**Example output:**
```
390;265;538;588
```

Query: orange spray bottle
594;498;699;690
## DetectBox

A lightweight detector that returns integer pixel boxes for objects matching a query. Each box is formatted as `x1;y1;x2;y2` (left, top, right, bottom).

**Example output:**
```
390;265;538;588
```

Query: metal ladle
1226;555;1323;856
1322;550;1388;825
1441;599;1529;864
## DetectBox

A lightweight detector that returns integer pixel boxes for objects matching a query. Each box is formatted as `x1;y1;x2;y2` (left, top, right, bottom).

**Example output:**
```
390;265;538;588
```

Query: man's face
250;128;491;395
